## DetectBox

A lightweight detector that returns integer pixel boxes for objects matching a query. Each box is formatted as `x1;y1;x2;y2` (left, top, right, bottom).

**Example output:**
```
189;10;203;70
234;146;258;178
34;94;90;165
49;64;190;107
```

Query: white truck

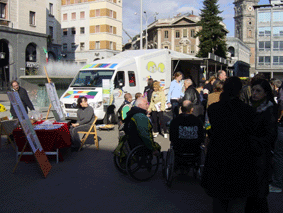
59;49;196;122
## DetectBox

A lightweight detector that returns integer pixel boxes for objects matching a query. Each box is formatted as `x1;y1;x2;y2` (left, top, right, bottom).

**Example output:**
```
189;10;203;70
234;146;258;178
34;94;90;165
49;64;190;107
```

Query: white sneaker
153;132;159;138
164;134;168;139
269;185;282;193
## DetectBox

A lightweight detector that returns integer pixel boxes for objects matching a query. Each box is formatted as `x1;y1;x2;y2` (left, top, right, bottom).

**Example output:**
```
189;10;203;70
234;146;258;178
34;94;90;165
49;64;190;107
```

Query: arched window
26;43;37;62
228;46;235;57
25;43;38;75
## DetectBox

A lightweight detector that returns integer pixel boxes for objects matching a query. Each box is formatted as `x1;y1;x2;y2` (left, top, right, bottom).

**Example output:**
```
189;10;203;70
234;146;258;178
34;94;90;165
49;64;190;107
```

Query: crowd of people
9;71;283;212
118;71;283;213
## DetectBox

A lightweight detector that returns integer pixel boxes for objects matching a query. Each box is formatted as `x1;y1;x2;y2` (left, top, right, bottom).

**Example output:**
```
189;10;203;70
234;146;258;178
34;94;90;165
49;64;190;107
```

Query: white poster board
102;79;111;105
7;91;51;177
45;83;64;121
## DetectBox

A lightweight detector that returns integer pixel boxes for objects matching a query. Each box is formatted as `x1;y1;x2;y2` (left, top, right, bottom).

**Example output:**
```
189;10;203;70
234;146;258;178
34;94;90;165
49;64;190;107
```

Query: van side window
114;71;125;88
128;71;136;87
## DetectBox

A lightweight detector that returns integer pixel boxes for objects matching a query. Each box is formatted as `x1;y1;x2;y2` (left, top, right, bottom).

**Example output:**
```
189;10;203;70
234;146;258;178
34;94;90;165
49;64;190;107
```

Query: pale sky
122;0;270;44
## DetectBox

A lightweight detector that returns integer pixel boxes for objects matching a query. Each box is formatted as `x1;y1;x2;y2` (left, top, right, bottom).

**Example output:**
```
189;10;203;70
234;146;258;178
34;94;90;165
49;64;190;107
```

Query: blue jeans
272;126;283;188
171;99;180;120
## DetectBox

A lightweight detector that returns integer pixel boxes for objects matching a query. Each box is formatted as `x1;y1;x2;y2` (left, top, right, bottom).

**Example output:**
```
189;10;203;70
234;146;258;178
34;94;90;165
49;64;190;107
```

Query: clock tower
234;0;259;73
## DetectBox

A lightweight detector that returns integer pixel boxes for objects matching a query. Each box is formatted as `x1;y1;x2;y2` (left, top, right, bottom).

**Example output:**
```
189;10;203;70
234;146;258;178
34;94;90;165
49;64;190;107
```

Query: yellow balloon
0;104;6;112
147;61;157;73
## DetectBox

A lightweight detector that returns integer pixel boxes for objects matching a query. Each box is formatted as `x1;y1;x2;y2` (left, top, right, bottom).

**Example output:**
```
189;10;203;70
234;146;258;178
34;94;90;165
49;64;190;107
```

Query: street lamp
143;11;159;50
140;0;143;50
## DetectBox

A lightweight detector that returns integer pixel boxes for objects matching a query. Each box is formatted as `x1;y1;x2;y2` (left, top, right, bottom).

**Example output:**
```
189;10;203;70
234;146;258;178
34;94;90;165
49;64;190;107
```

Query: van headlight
60;101;64;108
89;101;103;109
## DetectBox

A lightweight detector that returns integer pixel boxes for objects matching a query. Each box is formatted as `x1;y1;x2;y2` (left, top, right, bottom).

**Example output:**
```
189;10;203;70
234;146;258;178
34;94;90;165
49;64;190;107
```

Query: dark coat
169;113;204;154
201;98;258;199
10;86;35;118
144;86;153;103
181;85;204;120
250;102;278;198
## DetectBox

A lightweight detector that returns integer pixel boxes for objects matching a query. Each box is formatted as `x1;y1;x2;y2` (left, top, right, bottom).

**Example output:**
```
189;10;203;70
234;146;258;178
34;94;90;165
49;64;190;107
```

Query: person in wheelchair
169;100;205;167
123;97;161;155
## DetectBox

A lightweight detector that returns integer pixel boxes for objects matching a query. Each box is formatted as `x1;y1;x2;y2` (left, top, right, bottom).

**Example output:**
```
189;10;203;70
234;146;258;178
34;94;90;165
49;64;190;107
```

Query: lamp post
143;11;158;50
140;0;143;50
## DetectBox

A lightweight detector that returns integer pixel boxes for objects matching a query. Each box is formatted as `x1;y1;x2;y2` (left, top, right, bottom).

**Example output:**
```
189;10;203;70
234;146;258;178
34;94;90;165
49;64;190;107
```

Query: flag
43;47;48;63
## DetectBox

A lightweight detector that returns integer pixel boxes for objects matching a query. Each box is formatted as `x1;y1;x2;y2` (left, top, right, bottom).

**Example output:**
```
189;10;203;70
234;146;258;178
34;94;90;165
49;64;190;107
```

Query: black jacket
144;86;153;103
181;85;204;119
10;86;35;118
170;113;204;154
182;85;201;105
250;101;278;197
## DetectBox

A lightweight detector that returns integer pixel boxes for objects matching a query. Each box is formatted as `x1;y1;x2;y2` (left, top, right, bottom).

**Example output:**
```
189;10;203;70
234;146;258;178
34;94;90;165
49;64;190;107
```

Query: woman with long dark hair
245;79;278;213
201;77;257;212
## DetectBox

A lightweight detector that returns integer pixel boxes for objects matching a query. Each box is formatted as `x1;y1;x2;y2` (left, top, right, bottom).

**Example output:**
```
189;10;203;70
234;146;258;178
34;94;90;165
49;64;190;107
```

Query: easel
44;66;52;120
8;91;52;178
0;116;18;151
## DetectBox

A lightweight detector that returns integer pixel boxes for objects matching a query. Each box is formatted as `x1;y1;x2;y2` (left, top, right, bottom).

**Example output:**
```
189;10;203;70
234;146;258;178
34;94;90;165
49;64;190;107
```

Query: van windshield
71;70;114;87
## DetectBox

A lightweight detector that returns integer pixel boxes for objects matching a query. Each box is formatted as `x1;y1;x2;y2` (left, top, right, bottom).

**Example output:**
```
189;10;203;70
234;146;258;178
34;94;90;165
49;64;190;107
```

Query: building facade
125;13;228;59
234;0;259;75
61;0;122;65
227;37;251;77
47;0;62;61
126;14;202;55
254;0;283;79
147;14;201;55
0;0;47;92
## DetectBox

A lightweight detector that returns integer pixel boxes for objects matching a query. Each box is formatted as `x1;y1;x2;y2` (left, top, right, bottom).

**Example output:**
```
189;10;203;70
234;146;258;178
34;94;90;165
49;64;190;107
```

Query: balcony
0;18;11;27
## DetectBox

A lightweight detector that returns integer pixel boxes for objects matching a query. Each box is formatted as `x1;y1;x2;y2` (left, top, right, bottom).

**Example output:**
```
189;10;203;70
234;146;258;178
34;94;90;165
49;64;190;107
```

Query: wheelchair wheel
193;145;206;180
198;145;206;180
126;145;160;181
165;148;175;187
162;151;166;178
113;155;127;174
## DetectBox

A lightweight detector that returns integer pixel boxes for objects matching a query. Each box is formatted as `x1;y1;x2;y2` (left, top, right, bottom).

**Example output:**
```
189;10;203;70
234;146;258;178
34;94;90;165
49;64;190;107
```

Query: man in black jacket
170;100;204;155
9;80;35;119
181;78;204;122
213;70;227;89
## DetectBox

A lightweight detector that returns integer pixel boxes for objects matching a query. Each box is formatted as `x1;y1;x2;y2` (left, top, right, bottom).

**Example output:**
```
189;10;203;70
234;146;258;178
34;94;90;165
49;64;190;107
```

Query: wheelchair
163;144;205;187
113;138;161;182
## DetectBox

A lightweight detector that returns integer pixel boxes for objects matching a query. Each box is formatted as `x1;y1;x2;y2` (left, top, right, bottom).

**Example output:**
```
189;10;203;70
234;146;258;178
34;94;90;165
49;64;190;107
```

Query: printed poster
45;83;64;121
7;92;51;177
102;79;111;105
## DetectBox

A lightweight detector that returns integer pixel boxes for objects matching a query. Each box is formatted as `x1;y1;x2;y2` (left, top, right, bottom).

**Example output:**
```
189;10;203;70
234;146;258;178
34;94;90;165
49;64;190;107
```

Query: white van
59;49;195;122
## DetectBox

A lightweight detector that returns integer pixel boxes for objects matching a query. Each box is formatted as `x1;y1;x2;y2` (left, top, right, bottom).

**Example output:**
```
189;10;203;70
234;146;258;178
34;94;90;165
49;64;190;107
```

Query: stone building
47;0;62;61
234;0;259;75
61;0;122;65
124;13;228;58
146;14;201;55
0;0;47;92
227;37;251;77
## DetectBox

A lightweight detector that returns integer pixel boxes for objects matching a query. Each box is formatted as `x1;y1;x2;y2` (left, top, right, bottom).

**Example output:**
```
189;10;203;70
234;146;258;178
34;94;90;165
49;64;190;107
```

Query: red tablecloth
13;121;72;162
